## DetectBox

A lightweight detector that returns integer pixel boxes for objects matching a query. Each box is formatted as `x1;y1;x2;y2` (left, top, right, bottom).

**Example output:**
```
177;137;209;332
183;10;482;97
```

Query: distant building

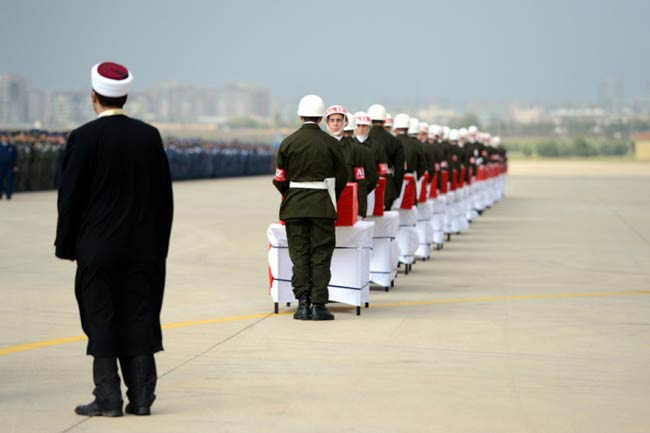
0;75;30;126
218;82;270;119
509;105;546;124
599;80;623;113
48;91;94;128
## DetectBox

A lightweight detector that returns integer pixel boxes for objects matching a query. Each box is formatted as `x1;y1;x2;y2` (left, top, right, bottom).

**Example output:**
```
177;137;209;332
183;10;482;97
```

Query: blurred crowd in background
0;130;275;195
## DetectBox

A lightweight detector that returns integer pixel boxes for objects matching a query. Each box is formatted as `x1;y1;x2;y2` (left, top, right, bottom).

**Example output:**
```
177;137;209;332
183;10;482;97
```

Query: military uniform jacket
353;137;379;216
424;141;439;184
0;143;17;168
55;114;174;264
273;123;348;220
398;134;427;179
369;125;404;193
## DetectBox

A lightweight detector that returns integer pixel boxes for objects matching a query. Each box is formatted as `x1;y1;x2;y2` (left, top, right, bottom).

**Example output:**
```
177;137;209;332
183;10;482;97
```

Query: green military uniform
466;139;480;181
272;123;348;304
352;137;379;217
397;134;427;205
369;125;404;210
435;139;449;190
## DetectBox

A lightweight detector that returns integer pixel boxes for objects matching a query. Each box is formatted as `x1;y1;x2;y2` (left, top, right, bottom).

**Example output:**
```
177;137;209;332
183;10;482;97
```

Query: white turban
91;62;133;97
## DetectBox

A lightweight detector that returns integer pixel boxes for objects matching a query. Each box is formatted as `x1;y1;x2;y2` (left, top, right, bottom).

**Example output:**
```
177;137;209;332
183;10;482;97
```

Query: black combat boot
75;357;123;417
311;304;335;321
120;355;157;415
293;294;312;320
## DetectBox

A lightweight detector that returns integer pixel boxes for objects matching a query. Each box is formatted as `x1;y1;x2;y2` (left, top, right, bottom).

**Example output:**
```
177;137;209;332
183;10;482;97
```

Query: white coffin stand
395;207;419;273
414;200;434;260
429;197;445;249
366;211;399;291
267;220;375;316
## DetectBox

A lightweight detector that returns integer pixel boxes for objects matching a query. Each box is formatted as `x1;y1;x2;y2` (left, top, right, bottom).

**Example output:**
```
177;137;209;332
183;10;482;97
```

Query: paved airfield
1;160;649;433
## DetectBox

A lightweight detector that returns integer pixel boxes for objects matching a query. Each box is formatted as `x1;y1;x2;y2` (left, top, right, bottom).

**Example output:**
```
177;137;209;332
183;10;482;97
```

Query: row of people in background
321;103;508;219
0;130;66;198
0;130;277;197
272;95;508;320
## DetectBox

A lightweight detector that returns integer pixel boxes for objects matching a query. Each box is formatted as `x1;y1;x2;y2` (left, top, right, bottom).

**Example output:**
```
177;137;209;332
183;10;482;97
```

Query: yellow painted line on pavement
1;290;649;357
369;290;650;309
0;335;87;356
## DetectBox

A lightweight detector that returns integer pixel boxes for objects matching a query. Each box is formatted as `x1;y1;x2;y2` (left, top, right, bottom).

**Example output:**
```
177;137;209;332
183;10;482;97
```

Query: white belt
289;178;337;211
290;181;326;189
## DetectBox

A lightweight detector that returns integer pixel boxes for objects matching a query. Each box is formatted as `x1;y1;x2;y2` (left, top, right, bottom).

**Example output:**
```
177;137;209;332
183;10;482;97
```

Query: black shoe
74;399;123;417
293;295;312;320
125;402;151;415
311;304;335;321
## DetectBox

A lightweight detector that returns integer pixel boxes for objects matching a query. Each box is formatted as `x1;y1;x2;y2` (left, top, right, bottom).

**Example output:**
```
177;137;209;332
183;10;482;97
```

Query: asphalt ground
1;160;649;433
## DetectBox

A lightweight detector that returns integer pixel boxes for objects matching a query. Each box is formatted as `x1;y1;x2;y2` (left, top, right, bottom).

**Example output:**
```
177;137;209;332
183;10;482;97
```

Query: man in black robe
55;62;173;417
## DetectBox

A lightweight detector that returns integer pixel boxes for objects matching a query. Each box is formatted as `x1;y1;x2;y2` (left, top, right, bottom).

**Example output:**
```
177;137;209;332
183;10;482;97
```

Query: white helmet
367;104;387;121
442;126;450;140
393;113;410;129
449;129;459;142
344;112;356;131
325;105;347;119
492;136;501;147
419;122;429;133
428;124;441;139
353;111;371;126
459;127;468;139
482;132;492;143
407;117;420;135
297;94;325;117
468;125;478;136
385;113;393;127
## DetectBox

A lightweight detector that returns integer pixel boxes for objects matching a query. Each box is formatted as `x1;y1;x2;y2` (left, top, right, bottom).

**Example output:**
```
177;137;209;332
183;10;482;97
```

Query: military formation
0;130;66;197
273;95;508;320
0;131;276;198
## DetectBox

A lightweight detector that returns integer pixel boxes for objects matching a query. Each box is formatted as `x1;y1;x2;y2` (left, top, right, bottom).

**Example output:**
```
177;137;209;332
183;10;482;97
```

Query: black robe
55;113;173;357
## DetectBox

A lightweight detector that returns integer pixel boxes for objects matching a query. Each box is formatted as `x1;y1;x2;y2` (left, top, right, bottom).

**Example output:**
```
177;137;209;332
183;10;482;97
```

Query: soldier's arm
363;147;378;195
332;144;348;199
417;146;427;181
272;144;289;195
155;129;174;259
54;131;91;260
393;137;405;193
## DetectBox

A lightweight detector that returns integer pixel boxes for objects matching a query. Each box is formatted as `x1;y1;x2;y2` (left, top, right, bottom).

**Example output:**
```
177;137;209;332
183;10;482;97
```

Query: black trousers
75;261;165;358
0;167;13;199
284;218;335;304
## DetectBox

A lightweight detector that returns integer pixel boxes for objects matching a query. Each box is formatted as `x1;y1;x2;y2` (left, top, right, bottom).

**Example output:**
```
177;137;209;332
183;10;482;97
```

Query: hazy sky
2;0;649;107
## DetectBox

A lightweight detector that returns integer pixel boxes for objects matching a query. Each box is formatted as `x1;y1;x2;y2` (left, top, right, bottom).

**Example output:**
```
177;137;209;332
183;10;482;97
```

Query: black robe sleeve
54;131;91;260
155;130;174;259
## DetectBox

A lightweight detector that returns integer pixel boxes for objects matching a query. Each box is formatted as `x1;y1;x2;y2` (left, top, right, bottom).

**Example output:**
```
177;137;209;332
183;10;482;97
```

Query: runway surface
1;160;649;433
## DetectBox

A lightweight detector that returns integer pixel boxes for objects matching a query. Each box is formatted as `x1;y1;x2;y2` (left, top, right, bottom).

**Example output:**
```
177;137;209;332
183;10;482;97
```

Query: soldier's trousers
284;218;335;304
0;167;13;198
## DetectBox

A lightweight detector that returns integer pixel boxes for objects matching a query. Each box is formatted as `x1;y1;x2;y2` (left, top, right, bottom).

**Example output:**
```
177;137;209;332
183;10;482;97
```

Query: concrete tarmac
1;160;649;433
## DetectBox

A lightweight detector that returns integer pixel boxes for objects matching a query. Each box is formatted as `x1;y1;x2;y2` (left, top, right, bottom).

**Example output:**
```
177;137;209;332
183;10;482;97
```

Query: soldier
384;113;394;134
467;125;480;181
405;118;428;179
55;62;174;417
0;132;18;200
352;112;380;217
325;106;375;217
273;95;348;321
342;112;355;138
368;104;404;210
